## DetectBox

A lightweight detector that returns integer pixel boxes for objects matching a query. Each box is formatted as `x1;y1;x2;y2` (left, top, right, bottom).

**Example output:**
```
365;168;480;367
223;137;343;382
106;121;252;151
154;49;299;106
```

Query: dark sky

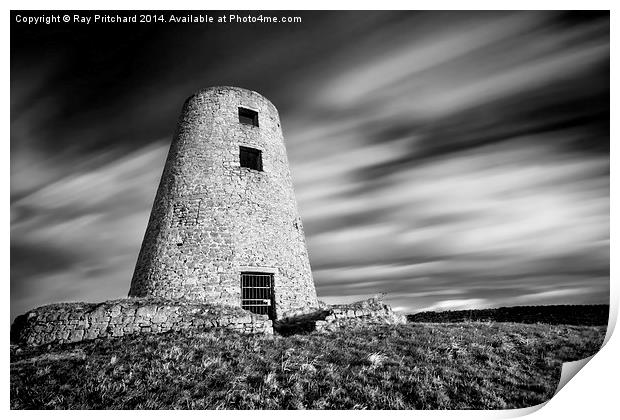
10;10;609;320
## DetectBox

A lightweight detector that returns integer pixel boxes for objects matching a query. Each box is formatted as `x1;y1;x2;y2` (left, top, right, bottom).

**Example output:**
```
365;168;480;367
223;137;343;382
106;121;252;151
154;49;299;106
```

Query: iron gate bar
240;273;273;318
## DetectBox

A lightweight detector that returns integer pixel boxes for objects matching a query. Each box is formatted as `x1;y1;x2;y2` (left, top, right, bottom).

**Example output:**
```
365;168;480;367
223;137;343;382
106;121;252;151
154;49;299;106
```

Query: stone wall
274;296;407;335
11;298;273;347
314;304;406;332
130;86;318;319
11;296;407;347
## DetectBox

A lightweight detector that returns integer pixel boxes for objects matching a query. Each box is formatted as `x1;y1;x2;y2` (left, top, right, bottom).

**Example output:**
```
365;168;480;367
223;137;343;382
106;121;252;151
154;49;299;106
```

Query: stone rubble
275;295;407;335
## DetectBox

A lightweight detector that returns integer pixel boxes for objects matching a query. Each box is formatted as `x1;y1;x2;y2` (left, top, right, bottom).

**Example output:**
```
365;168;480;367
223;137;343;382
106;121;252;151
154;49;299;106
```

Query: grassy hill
10;322;605;409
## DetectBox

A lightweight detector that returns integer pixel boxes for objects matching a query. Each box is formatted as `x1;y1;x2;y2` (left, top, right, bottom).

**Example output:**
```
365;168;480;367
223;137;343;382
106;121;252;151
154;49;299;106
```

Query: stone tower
129;86;318;319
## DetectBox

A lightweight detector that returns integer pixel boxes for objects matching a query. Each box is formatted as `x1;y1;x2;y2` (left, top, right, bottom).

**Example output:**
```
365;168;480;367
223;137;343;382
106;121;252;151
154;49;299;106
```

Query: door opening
240;273;274;319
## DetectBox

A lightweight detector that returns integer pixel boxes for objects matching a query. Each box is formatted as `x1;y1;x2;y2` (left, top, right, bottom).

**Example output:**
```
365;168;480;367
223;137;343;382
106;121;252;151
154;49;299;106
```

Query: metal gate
241;273;274;318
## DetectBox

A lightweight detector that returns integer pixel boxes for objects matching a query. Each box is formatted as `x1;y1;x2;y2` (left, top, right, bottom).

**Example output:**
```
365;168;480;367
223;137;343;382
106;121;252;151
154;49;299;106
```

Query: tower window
240;146;263;171
238;107;259;127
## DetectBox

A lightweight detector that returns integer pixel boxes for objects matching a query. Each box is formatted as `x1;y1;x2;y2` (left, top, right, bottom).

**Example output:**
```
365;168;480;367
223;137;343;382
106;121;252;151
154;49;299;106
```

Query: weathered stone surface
274;295;407;335
10;298;274;347
128;87;318;319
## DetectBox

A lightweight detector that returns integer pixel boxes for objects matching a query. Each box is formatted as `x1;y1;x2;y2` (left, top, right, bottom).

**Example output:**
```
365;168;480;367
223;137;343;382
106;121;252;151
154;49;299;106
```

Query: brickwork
10;298;273;347
129;87;318;318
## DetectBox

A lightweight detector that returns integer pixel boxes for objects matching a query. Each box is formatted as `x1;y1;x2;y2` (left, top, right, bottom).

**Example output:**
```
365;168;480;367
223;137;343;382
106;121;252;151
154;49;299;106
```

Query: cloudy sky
10;11;609;320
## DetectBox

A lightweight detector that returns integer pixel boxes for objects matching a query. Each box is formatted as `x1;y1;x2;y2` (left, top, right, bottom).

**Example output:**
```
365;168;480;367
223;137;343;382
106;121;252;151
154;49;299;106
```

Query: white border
4;2;616;419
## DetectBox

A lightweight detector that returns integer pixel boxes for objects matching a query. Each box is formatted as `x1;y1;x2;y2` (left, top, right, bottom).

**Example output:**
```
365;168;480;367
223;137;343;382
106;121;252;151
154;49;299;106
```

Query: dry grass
10;322;605;409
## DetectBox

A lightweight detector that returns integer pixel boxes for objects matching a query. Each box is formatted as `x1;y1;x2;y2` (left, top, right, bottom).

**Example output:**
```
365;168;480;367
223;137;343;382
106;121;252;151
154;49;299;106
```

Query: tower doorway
240;273;274;319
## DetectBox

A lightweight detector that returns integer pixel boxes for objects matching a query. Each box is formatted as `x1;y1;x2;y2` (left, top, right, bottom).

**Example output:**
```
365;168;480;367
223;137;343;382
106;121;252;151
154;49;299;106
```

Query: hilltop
10;322;604;409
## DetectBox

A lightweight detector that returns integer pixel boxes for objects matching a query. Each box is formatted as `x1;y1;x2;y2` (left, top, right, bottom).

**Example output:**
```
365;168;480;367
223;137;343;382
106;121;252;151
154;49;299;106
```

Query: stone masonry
9;87;405;348
10;296;405;347
10;298;273;347
274;295;407;335
129;86;318;319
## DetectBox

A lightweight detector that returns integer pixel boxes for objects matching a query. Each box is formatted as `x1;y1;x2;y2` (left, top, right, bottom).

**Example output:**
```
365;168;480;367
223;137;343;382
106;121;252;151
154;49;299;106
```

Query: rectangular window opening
241;273;274;319
239;146;263;171
238;107;259;127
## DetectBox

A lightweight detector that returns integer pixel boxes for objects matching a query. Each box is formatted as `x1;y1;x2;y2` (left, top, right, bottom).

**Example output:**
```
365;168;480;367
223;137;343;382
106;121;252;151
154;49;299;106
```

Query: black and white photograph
9;8;612;411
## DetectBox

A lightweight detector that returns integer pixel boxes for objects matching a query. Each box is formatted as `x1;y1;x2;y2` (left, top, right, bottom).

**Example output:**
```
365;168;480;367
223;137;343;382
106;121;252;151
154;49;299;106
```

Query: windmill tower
129;86;318;319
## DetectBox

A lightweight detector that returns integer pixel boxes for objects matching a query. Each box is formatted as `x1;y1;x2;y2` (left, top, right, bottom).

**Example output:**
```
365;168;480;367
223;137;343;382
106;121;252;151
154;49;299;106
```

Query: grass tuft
10;323;605;409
